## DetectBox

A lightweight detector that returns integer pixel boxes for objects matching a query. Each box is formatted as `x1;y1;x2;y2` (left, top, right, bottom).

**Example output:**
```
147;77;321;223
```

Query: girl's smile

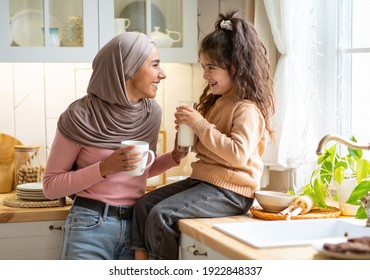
199;53;235;96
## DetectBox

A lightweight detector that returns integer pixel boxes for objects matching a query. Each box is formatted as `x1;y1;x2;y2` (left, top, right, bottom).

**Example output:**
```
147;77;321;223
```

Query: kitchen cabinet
0;193;69;259
0;0;197;63
0;220;64;260
0;0;99;62
179;233;229;260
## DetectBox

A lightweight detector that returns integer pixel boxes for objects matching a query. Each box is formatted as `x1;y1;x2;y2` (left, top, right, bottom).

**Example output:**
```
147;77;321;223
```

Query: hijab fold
58;32;161;152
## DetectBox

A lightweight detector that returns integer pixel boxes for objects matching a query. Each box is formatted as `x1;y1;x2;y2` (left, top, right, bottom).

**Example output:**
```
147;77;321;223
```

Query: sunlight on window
341;0;370;147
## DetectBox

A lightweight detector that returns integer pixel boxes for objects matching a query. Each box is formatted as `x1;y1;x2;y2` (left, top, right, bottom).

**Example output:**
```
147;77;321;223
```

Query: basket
3;193;72;208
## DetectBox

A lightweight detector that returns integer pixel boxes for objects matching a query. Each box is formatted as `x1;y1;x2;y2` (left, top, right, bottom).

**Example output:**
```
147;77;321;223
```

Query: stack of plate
16;182;50;201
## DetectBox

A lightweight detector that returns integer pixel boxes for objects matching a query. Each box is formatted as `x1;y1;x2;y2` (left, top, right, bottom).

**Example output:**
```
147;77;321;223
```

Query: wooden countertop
0;193;70;223
0;192;354;260
178;213;328;260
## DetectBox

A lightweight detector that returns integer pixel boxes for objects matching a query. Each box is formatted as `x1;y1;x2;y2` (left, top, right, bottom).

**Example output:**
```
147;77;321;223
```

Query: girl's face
126;47;166;103
199;53;235;96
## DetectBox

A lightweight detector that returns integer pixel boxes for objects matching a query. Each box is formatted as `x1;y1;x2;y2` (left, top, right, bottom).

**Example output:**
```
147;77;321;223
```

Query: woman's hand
171;132;188;164
99;145;141;177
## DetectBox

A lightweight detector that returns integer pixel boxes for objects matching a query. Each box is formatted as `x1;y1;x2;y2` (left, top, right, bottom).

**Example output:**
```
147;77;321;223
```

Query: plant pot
334;178;360;216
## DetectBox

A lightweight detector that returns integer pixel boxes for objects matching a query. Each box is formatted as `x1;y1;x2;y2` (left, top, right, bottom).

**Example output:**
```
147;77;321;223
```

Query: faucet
361;192;370;227
316;134;370;226
316;134;370;155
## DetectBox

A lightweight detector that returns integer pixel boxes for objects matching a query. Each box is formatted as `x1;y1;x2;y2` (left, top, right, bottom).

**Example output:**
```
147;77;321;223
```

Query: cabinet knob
186;245;207;257
49;225;62;231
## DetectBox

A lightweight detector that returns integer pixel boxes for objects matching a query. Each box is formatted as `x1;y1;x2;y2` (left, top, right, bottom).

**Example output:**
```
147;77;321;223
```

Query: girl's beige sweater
191;93;267;198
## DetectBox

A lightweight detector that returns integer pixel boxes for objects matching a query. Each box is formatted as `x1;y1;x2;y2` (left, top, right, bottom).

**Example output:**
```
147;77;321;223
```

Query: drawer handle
187;245;207;257
49;225;62;231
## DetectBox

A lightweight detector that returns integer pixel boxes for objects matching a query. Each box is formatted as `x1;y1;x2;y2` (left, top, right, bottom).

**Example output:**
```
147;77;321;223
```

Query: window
339;0;370;145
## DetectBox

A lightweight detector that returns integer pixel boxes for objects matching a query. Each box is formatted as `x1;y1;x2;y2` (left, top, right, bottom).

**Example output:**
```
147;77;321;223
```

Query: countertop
178;213;327;260
0;193;70;223
0;192;356;260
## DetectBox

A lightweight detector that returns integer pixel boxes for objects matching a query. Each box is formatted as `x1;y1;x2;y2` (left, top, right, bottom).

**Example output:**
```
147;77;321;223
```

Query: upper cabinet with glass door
99;0;198;63
0;0;99;62
0;0;197;63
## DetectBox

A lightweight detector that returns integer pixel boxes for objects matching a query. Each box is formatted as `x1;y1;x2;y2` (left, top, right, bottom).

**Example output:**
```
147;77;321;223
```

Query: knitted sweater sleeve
192;102;266;168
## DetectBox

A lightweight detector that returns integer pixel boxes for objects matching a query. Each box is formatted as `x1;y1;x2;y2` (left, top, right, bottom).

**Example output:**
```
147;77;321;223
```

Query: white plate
16;190;45;197
17;195;53;201
10;9;61;46
312;238;370;260
16;182;43;192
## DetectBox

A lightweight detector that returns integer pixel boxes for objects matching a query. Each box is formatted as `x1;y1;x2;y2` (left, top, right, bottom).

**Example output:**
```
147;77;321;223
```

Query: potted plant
299;136;370;217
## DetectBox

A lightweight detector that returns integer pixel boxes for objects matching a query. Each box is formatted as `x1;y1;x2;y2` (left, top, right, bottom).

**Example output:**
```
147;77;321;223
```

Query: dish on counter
312;237;370;259
16;182;50;201
10;9;61;46
254;190;295;213
16;182;43;191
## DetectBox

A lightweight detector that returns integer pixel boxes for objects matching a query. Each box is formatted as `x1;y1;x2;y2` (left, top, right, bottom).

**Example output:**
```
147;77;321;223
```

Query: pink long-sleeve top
43;129;178;206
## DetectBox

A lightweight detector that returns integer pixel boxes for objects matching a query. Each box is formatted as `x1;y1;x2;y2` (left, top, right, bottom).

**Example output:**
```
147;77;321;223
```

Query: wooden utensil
0;133;23;193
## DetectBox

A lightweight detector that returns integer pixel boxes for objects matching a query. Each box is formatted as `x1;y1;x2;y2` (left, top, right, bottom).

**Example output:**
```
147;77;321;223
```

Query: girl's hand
99;145;141;177
174;105;203;129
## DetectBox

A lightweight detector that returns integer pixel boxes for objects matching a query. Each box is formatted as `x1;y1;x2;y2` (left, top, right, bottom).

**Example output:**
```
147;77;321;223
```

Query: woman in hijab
43;32;186;260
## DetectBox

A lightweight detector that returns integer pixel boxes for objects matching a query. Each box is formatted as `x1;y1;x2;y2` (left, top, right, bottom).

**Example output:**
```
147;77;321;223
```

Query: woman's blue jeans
61;205;134;260
131;178;254;259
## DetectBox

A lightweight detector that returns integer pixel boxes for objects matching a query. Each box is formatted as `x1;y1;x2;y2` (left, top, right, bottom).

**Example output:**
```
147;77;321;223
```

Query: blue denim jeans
131;178;254;260
60;204;134;260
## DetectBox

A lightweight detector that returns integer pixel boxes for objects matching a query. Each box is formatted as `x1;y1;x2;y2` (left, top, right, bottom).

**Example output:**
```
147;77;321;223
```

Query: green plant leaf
348;136;363;159
346;180;370;205
334;166;345;185
313;180;328;208
355;205;368;219
356;159;370;183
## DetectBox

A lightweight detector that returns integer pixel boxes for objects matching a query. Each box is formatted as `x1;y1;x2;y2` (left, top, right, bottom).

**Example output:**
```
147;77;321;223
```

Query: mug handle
141;150;155;173
124;19;131;29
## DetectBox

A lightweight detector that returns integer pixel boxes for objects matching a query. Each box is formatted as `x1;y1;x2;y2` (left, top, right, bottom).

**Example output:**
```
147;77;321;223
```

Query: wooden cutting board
0;133;23;193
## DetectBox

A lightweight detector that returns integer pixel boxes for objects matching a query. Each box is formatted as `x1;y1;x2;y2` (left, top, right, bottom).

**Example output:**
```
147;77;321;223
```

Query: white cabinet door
0;0;197;63
0;220;64;260
0;0;99;62
179;233;229;260
99;0;198;63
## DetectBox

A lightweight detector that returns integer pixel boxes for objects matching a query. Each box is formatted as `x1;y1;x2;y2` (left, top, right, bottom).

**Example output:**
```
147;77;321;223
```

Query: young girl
132;11;275;260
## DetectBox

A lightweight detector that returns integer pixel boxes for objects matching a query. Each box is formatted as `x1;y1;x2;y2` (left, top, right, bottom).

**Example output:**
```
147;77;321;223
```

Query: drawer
179;233;228;260
0;220;64;260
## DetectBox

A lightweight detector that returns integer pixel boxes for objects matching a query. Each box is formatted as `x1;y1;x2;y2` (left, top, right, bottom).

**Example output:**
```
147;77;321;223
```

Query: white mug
177;101;197;152
114;18;131;35
120;140;155;176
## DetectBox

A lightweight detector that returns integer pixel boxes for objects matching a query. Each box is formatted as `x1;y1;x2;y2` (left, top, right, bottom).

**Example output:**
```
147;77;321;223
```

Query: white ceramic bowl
255;190;295;213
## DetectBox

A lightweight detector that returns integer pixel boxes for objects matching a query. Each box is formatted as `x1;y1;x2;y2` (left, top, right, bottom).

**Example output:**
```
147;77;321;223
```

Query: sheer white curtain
262;0;317;169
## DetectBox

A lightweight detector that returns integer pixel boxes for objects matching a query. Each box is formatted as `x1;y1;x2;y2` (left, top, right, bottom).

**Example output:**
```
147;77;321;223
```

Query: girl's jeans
131;178;254;260
61;205;134;260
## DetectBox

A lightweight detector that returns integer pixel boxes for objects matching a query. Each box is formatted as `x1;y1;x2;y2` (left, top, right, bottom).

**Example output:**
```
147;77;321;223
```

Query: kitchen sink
213;218;370;248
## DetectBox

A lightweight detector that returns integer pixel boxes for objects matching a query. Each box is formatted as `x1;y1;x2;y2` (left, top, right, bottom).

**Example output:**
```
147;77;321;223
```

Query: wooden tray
250;206;341;220
0;133;23;193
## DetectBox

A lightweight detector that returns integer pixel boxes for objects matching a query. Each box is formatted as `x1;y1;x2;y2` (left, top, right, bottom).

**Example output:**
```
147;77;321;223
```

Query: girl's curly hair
197;11;275;140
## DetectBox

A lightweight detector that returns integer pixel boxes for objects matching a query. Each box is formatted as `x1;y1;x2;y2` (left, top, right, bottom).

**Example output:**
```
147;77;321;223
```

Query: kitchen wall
0;62;205;179
1;0;288;189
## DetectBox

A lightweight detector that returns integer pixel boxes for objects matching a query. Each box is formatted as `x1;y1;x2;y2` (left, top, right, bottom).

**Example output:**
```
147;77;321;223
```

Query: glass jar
14;145;42;186
49;27;60;47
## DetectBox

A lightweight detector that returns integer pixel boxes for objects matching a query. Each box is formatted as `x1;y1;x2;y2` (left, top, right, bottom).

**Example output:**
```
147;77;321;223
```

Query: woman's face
126;47;166;103
199;52;235;96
